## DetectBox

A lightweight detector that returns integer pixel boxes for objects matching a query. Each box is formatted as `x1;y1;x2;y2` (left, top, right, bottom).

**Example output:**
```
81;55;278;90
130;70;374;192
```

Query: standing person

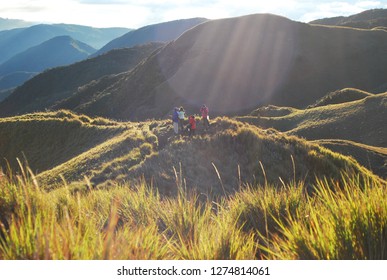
172;107;179;134
177;107;186;133
188;115;196;136
200;104;210;130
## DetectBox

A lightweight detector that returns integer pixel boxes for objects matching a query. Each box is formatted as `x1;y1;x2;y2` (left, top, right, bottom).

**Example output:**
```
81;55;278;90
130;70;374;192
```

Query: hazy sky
1;0;386;28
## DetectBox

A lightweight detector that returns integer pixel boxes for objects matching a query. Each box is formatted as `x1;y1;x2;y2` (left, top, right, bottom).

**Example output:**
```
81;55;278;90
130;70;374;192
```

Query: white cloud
1;0;386;28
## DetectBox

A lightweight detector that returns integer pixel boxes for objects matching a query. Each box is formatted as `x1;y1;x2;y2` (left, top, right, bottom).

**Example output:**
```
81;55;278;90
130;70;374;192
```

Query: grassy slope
307;88;373;108
237;93;387;177
0;110;385;260
0;111;379;196
0;161;386;260
314;139;387;177
0;111;126;173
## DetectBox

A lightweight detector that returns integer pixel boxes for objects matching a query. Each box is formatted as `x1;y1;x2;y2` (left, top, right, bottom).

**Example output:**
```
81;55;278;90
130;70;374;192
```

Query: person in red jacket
188;115;196;136
200;104;210;130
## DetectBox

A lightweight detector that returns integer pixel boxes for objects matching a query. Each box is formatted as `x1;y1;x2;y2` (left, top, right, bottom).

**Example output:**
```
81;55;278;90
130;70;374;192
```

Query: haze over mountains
0;23;130;63
0;36;95;76
0;18;208;92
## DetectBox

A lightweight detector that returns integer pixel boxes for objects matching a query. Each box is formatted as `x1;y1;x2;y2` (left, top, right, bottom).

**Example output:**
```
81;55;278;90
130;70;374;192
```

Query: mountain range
0;18;208;92
0;23;130;64
4;13;385;120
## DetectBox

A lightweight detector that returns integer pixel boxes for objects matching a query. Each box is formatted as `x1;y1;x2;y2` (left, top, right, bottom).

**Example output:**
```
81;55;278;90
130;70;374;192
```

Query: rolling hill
311;8;387;29
237;92;387;177
0;23;130;64
0;43;164;116
307;88;373;108
2;14;387;120
0;111;378;195
94;18;208;56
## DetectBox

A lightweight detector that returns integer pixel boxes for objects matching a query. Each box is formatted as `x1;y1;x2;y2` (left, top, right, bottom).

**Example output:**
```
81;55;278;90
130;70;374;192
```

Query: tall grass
260;175;387;259
0;163;386;260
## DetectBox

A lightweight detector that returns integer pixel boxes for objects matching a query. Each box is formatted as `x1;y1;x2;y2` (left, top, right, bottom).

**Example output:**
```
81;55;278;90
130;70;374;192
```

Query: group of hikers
172;104;210;136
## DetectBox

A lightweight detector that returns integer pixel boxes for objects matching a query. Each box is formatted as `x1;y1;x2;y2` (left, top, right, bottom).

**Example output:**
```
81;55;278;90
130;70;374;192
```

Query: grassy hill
314;139;387;178
0;111;126;174
307;88;373;108
13;13;386;121
0;43;164;116
237;92;387;177
0;110;378;196
0;111;385;260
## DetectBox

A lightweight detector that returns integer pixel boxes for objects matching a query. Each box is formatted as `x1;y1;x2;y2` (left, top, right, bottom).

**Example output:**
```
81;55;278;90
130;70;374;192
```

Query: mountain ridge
310;8;387;29
94;18;208;56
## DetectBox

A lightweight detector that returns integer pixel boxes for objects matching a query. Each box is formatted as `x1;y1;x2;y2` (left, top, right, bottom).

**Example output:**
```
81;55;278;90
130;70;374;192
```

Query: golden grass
0;162;385;260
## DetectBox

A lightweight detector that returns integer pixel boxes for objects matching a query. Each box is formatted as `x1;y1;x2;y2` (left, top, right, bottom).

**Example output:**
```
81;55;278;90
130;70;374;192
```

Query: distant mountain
0;43;164;115
0;36;95;90
0;17;36;30
0;23;130;63
0;35;96;74
310;8;387;29
94;18;208;56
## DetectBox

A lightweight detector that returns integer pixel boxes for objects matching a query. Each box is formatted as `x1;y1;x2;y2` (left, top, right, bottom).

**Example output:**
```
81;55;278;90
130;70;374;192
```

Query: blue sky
1;0;386;28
